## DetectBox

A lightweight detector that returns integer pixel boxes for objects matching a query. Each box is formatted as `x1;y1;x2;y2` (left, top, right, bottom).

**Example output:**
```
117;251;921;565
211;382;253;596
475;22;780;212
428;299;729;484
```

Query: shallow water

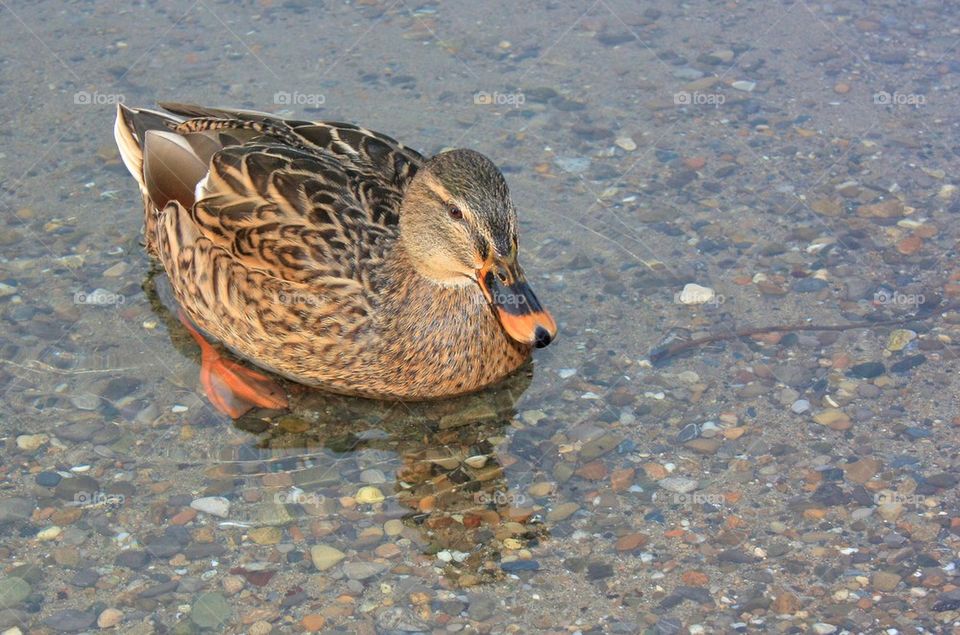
3;0;960;633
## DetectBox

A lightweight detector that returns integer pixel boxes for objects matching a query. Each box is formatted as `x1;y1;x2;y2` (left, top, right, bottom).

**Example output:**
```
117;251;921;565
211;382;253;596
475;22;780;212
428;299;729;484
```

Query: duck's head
399;149;557;348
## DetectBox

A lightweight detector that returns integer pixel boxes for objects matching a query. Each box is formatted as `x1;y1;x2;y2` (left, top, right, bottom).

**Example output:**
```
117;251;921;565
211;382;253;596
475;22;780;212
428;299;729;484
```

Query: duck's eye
447;204;463;220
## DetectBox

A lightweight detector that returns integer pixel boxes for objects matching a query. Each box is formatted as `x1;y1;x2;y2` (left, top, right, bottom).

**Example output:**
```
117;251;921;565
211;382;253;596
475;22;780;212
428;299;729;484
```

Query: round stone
355;486;385;505
190;592;231;629
97;608;123;629
16;434;48;451
0;577;30;608
310;545;346;571
384;519;404;536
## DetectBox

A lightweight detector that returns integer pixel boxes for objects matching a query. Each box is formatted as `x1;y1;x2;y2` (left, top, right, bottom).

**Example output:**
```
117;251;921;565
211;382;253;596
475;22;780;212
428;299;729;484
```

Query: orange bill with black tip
478;259;557;348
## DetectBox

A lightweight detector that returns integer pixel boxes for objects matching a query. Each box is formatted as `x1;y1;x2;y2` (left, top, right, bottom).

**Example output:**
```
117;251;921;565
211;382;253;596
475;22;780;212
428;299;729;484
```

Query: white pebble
16;434;48;451
677;283;716;305
190;496;231;518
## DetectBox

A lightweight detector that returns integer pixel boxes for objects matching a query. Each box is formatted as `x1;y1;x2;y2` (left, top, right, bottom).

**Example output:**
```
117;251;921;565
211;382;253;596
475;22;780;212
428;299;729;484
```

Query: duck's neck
373;241;529;393
397;238;468;288
378;241;483;333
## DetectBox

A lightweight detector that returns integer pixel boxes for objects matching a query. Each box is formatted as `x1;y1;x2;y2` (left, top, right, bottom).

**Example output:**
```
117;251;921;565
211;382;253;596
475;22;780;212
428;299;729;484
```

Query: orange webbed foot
178;311;288;418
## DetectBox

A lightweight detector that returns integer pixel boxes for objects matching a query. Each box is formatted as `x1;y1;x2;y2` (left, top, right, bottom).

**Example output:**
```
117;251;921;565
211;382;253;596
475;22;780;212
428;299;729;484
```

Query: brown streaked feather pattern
115;103;530;399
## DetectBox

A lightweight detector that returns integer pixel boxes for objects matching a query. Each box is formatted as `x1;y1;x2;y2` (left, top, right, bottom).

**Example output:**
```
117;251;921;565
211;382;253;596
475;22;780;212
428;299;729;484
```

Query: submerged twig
0;359;142;375
650;313;932;364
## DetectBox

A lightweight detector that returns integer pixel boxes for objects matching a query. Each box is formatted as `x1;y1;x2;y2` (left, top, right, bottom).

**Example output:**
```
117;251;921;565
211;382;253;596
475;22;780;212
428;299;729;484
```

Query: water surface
2;1;959;633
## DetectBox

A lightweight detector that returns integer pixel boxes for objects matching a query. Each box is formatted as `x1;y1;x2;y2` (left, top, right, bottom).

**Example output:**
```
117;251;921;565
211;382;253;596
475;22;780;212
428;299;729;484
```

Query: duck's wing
115;103;423;344
117;102;425;281
191;142;399;286
158;101;425;204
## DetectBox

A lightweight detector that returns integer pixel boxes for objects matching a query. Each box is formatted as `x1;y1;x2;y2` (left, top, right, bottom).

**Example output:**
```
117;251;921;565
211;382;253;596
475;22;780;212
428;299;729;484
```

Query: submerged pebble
190;496;231;518
658;477;699;494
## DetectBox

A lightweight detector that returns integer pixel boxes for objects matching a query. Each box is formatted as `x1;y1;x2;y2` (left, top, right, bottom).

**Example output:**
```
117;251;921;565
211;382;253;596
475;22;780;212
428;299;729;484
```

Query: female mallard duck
114;103;556;417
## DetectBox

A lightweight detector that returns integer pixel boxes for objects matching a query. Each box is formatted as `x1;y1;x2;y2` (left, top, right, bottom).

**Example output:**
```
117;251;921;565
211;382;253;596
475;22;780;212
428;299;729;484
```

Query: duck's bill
479;260;557;348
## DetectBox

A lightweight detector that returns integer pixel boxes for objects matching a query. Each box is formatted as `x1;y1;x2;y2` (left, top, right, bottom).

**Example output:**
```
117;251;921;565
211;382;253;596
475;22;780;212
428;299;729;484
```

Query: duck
114;103;557;418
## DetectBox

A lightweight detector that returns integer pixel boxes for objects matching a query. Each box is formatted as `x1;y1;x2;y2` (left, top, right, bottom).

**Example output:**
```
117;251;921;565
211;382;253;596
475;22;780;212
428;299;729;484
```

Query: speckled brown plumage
114;103;545;399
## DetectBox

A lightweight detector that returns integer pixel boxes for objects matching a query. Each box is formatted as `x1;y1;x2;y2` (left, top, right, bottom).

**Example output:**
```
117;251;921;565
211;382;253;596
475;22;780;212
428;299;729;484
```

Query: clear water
2;1;959;633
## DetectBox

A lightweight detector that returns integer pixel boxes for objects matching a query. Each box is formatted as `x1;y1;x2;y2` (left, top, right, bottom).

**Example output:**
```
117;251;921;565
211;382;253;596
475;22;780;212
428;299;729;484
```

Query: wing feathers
120;103;426;341
142;130;208;208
